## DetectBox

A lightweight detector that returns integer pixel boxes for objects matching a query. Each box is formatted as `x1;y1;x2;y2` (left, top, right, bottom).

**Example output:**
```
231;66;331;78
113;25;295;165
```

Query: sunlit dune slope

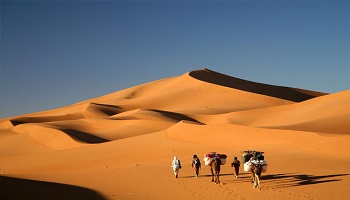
80;68;303;115
165;120;350;156
83;68;325;112
0;68;304;137
0;68;344;158
223;90;350;135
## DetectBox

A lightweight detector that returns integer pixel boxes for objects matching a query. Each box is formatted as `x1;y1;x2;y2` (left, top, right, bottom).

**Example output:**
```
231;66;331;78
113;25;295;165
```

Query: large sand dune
1;69;349;200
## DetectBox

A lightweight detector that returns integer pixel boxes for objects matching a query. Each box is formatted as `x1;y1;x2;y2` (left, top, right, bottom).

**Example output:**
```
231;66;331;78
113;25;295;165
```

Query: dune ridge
1;68;349;200
189;68;327;102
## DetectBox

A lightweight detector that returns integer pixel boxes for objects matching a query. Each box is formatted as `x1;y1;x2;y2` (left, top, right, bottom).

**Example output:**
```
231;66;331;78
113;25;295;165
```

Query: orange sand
1;69;349;200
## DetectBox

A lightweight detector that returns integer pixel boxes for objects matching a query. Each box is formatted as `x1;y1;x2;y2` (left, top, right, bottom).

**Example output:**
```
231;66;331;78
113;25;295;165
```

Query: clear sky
1;0;350;118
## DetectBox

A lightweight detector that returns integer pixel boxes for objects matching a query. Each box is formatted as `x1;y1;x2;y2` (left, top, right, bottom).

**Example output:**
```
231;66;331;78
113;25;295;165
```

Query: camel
210;157;221;184
250;163;262;190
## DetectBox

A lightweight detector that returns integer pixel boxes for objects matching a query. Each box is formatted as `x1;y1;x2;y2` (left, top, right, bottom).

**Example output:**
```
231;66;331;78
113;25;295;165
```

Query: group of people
171;155;241;179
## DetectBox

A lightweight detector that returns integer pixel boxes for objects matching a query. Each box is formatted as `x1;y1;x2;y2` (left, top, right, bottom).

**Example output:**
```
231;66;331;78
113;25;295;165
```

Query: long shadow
87;103;122;116
262;173;349;188
59;129;110;144
0;176;107;200
179;172;349;188
149;109;204;124
10;115;84;126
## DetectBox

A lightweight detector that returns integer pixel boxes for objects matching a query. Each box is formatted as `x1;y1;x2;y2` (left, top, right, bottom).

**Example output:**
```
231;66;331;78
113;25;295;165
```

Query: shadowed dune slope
0;176;106;200
83;102;122;118
190;68;327;102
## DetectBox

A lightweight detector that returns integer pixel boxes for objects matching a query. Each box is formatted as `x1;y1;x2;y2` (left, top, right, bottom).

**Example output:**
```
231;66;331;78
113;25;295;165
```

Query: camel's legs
254;174;261;190
210;168;214;182
250;172;254;183
215;173;220;184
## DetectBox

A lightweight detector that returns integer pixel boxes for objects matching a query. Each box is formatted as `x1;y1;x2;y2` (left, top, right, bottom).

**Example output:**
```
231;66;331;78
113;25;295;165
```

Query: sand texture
1;69;349;200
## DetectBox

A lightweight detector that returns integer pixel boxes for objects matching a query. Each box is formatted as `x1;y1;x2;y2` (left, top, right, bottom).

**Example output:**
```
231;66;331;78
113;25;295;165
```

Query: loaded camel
250;162;262;190
243;150;265;190
210;156;221;184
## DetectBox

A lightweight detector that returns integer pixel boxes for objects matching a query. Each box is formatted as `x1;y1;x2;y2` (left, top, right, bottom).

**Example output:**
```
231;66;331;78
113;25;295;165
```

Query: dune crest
189;68;327;102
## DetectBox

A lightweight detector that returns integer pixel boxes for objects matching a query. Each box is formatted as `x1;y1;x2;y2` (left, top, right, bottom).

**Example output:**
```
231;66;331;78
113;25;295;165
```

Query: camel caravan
172;150;268;190
204;150;267;189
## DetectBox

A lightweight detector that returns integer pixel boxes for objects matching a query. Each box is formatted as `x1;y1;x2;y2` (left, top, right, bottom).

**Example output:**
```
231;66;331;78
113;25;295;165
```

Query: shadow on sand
261;173;349;188
178;172;349;188
178;173;238;179
59;129;110;144
0;176;107;200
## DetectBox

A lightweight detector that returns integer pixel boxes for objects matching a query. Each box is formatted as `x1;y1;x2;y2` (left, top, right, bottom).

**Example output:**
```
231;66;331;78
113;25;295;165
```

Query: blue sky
1;1;350;118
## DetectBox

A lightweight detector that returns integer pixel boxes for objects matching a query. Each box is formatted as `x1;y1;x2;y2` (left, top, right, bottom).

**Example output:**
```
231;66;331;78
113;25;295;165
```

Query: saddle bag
204;153;227;165
244;160;268;172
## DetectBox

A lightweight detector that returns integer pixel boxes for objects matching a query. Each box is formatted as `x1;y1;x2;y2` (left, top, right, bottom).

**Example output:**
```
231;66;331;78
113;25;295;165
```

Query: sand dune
1;69;349;200
224;89;350;135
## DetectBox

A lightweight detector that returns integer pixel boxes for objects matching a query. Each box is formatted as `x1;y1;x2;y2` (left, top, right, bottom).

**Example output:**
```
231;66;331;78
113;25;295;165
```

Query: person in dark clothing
191;154;201;178
231;157;241;178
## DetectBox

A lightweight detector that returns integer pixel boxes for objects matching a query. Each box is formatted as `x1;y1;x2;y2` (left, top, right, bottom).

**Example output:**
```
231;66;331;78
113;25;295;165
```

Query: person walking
231;156;241;178
171;156;182;178
191;154;201;178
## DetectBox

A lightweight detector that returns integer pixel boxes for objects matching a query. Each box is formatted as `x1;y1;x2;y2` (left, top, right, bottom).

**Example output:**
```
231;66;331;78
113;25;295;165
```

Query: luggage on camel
242;153;252;163
203;152;227;165
241;150;265;162
244;160;268;172
255;152;264;161
242;150;267;172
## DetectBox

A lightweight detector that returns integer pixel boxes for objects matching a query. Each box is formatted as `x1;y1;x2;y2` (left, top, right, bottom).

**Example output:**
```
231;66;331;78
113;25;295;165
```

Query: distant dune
1;69;349;200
